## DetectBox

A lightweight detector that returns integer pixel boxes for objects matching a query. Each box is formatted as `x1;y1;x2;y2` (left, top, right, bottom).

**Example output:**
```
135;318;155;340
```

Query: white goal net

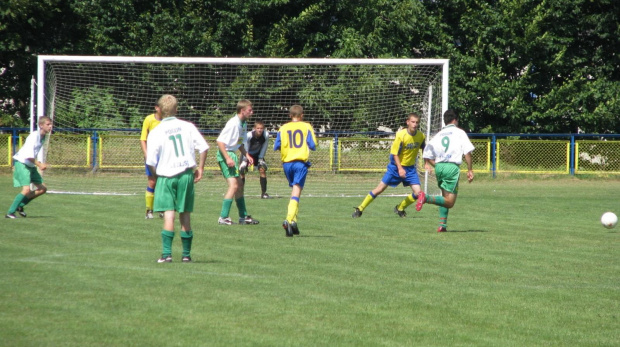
36;56;448;197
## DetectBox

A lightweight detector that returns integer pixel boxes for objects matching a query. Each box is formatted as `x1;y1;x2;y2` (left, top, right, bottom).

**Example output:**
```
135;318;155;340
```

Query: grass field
1;175;619;346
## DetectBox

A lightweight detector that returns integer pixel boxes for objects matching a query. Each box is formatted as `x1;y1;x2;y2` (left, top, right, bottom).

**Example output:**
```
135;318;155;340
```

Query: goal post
36;55;448;197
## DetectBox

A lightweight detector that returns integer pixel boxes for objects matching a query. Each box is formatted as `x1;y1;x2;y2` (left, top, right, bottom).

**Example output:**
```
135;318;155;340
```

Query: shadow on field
444;229;488;233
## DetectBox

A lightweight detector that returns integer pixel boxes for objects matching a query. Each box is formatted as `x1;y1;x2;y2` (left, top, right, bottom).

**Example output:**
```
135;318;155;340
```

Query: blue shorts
381;163;420;187
282;161;310;188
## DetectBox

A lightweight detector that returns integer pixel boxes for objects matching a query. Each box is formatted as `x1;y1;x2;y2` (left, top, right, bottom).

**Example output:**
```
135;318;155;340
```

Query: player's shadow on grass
444;229;487;233
294;235;334;238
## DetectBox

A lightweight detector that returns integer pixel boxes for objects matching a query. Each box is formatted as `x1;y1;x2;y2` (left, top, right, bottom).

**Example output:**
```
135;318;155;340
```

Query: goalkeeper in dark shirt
240;120;270;199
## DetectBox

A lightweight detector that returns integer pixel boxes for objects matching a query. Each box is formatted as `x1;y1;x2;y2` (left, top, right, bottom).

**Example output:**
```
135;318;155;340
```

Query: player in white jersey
6;116;53;218
215;99;259;225
146;94;209;263
418;109;475;232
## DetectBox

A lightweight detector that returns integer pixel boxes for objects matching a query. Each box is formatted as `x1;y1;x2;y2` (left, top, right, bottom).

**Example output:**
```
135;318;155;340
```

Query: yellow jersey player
352;113;426;219
274;105;317;237
140;101;163;219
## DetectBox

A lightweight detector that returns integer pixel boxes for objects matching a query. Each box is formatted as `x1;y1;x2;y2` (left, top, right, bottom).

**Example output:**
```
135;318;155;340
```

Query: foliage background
1;0;619;133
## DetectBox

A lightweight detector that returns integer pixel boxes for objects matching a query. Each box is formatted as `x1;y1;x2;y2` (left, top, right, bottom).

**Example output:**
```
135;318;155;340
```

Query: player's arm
217;141;235;168
195;149;208;183
390;135;405;177
464;151;474;183
239;144;254;165
392;154;406;178
306;127;317;151
34;159;48;171
273;131;282;151
258;131;269;158
140;119;150;159
145;133;160;177
422;145;435;171
140;140;148;159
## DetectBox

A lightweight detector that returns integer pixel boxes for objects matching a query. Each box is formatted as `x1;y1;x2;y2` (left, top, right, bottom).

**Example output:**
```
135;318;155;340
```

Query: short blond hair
158;94;178;117
38;116;52;125
407;113;420;121
237;99;253;113
289;105;304;119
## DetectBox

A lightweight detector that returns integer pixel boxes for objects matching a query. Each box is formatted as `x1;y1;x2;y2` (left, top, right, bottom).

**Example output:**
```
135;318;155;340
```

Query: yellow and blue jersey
274;121;317;163
140;114;161;141
389;128;425;167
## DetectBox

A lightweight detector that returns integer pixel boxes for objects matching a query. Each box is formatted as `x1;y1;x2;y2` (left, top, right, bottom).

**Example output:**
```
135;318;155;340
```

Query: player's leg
219;177;237;224
283;162;307;236
423;163;460;231
7;163;33;218
259;166;268;198
177;171;194;262
395;167;422;216
154;176;175;262
353;179;389;218
145;164;156;219
217;152;239;225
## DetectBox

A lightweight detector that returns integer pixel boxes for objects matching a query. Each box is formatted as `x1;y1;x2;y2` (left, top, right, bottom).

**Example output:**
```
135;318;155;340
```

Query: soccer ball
600;212;618;229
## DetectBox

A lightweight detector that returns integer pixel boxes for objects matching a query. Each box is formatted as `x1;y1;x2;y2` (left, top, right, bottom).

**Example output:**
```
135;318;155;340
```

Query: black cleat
352;207;362;218
394;205;407;218
283;220;294;237
16;207;26;217
239;215;260;225
291;221;300;235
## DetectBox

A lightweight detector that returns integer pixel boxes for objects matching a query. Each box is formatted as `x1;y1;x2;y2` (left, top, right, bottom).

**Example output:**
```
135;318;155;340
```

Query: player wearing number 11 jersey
146;94;209;263
420;109;475;232
274;105;317;237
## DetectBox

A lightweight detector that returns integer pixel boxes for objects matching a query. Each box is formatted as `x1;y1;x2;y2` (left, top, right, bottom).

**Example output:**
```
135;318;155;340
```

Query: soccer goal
36;55;448;197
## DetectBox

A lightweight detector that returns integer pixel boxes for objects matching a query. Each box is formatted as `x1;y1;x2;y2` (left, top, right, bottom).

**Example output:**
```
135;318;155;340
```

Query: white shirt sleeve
258;130;269;158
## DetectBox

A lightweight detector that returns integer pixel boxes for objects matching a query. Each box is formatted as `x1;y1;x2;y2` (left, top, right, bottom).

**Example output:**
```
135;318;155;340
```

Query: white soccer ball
600;212;618;229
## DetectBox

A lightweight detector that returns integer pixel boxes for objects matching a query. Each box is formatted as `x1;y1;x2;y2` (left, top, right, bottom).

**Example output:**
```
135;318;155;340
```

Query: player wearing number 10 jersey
420;109;475;232
146;94;209;263
274;105;317;237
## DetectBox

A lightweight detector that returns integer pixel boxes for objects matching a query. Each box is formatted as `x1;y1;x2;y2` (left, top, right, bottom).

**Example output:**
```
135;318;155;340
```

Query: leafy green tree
0;0;87;126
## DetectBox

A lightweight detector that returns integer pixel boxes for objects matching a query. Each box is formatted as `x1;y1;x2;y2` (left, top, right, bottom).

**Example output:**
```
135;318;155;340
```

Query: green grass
1;175;619;346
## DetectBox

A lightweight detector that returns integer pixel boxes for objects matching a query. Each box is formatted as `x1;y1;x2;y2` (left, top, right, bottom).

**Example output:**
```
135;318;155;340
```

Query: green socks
426;195;446;207
235;197;247;218
220;198;233;218
180;231;193;257
161;230;193;258
161;230;175;257
8;194;26;214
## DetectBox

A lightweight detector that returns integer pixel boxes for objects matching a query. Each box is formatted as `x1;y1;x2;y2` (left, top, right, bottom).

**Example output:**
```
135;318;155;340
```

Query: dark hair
443;109;458;124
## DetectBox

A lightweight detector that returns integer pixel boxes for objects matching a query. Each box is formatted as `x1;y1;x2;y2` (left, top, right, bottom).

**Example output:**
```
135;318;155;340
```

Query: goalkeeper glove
258;158;268;171
239;158;249;174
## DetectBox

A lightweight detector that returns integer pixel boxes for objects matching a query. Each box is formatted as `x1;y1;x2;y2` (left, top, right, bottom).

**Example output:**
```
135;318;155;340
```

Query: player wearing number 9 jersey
420;109;475;232
146;94;209;263
274;105;317;237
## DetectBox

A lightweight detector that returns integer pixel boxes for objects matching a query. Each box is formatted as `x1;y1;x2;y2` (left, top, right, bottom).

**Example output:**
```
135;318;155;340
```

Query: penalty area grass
0;175;619;346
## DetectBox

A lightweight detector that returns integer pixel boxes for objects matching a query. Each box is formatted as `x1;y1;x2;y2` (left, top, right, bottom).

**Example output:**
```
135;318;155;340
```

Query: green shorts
435;162;461;194
153;169;195;213
13;161;43;187
217;150;240;179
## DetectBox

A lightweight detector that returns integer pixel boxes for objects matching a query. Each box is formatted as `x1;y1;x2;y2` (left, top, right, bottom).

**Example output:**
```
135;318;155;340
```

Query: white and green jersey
13;130;46;167
423;124;474;165
216;114;247;152
146;117;209;177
